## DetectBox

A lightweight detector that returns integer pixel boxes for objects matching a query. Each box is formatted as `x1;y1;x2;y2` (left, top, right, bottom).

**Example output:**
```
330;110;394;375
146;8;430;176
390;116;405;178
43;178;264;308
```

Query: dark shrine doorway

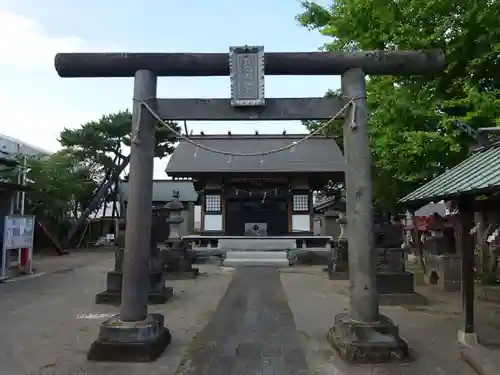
226;196;288;236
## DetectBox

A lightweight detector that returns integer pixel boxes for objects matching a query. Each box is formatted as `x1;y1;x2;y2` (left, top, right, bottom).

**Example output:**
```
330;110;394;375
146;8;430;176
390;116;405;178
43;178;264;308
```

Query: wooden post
474;211;489;274
411;210;427;274
458;198;475;335
309;191;314;232
200;192;205;233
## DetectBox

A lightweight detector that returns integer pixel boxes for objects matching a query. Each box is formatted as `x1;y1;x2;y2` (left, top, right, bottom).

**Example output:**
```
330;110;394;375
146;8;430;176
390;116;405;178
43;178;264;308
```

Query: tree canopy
59;110;180;173
25;151;96;219
8;110;181;243
298;0;500;211
58;110;181;241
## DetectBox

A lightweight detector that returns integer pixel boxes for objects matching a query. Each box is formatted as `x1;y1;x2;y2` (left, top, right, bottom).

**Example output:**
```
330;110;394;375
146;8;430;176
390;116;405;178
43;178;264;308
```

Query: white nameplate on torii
229;45;265;107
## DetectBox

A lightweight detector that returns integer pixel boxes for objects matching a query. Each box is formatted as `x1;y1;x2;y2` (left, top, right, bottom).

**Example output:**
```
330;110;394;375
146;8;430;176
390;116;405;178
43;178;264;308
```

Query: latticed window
293;194;309;213
205;194;221;213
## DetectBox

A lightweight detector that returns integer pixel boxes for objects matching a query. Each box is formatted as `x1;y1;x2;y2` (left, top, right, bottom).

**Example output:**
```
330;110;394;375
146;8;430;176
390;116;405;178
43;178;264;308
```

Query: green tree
59;110;180;174
298;0;500;211
58;110;181;241
23;151;97;236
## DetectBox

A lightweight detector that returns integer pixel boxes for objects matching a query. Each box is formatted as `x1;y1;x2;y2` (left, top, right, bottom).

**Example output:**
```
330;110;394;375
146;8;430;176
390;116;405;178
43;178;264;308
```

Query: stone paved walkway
174;267;310;375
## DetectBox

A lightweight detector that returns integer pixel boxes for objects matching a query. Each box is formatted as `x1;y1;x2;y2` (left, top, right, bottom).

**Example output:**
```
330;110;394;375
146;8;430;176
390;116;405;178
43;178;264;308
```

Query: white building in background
0;133;52;158
0;133;53;215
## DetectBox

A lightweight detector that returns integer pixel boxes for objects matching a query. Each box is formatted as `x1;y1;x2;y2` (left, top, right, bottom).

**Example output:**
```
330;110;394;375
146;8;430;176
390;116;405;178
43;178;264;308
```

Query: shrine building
165;134;344;237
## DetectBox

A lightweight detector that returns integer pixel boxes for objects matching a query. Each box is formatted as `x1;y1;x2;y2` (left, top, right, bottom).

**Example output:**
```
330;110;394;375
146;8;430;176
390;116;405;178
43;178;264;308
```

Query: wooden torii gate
54;48;444;363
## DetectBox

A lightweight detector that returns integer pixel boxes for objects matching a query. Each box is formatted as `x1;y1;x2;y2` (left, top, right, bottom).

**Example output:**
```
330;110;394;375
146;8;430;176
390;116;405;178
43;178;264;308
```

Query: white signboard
3;215;35;249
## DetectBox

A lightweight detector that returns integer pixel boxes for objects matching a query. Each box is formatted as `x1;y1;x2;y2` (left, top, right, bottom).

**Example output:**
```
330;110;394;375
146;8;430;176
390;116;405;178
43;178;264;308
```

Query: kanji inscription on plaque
229;45;265;106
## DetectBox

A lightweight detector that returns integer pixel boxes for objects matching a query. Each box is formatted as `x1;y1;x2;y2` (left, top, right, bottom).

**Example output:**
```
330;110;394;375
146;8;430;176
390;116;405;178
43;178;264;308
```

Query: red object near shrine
20;248;30;268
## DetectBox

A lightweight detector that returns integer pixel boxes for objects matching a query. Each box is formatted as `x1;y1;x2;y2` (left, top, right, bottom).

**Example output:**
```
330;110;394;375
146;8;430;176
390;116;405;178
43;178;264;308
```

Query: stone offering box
425;254;461;291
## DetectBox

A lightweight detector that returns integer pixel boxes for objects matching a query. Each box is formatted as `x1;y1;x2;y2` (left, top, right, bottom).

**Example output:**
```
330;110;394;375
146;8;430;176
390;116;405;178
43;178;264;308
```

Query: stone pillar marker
327;68;408;362
88;70;171;362
337;211;347;240
327;210;349;280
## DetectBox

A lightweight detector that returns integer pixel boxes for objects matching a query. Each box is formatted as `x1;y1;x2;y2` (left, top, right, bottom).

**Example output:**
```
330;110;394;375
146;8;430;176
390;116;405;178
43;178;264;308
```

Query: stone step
218;239;297;251
223;251;290;267
226;251;289;259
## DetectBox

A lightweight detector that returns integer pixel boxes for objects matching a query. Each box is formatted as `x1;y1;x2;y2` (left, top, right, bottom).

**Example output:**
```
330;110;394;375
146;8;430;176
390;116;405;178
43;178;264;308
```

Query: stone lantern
161;190;199;279
165;190;184;239
95;215;174;305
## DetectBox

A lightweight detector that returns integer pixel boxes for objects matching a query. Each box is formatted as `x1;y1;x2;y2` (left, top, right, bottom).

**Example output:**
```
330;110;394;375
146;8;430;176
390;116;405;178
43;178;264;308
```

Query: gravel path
0;252;233;375
280;266;480;375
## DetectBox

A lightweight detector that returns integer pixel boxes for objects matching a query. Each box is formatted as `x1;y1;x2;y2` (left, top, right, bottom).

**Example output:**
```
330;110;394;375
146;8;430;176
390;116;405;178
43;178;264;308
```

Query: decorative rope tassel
350;101;358;129
131;105;143;144
262;192;267;203
289;141;297;152
194;146;199;157
227;155;233;163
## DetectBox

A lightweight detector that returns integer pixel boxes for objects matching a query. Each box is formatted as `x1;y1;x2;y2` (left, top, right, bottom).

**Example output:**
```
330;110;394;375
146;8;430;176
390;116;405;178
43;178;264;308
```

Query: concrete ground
0;251;234;375
281;266;500;375
1;252;499;375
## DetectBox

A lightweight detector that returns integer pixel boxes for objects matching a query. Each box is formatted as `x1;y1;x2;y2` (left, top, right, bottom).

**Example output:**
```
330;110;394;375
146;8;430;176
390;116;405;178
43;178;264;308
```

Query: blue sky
0;0;339;177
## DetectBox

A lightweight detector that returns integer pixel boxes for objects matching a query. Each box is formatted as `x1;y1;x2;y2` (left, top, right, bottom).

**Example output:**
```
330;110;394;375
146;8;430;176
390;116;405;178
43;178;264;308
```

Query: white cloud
0;10;107;153
0;10;87;69
0;10;120;69
0;10;170;176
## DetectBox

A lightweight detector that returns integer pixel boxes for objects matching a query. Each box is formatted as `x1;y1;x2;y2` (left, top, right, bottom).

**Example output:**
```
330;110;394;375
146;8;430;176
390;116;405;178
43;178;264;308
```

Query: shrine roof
120;180;198;202
165;134;345;175
399;141;500;206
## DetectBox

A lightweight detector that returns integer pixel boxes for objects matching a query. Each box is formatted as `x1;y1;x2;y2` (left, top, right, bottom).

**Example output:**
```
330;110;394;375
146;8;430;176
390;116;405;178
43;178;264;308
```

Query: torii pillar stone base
327;314;409;363
87;313;171;362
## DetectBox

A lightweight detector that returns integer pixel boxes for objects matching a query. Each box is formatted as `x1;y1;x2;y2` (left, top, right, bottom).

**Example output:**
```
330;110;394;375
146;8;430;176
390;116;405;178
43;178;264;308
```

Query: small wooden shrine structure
165;134;344;237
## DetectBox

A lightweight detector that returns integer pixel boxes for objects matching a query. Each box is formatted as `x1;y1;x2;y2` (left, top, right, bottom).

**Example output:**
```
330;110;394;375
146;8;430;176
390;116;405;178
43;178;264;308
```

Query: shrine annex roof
399;141;500;206
165;134;345;175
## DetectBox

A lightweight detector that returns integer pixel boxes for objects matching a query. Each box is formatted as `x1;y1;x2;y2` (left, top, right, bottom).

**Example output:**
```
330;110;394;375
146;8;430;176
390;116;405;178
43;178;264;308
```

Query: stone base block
222;251;290;267
327;313;409;364
439;279;461;292
328;271;349;280
379;293;428;306
164;268;199;280
95;286;174;305
294;250;330;265
458;330;478;346
478;286;500;304
88;313;171;362
376;272;415;295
